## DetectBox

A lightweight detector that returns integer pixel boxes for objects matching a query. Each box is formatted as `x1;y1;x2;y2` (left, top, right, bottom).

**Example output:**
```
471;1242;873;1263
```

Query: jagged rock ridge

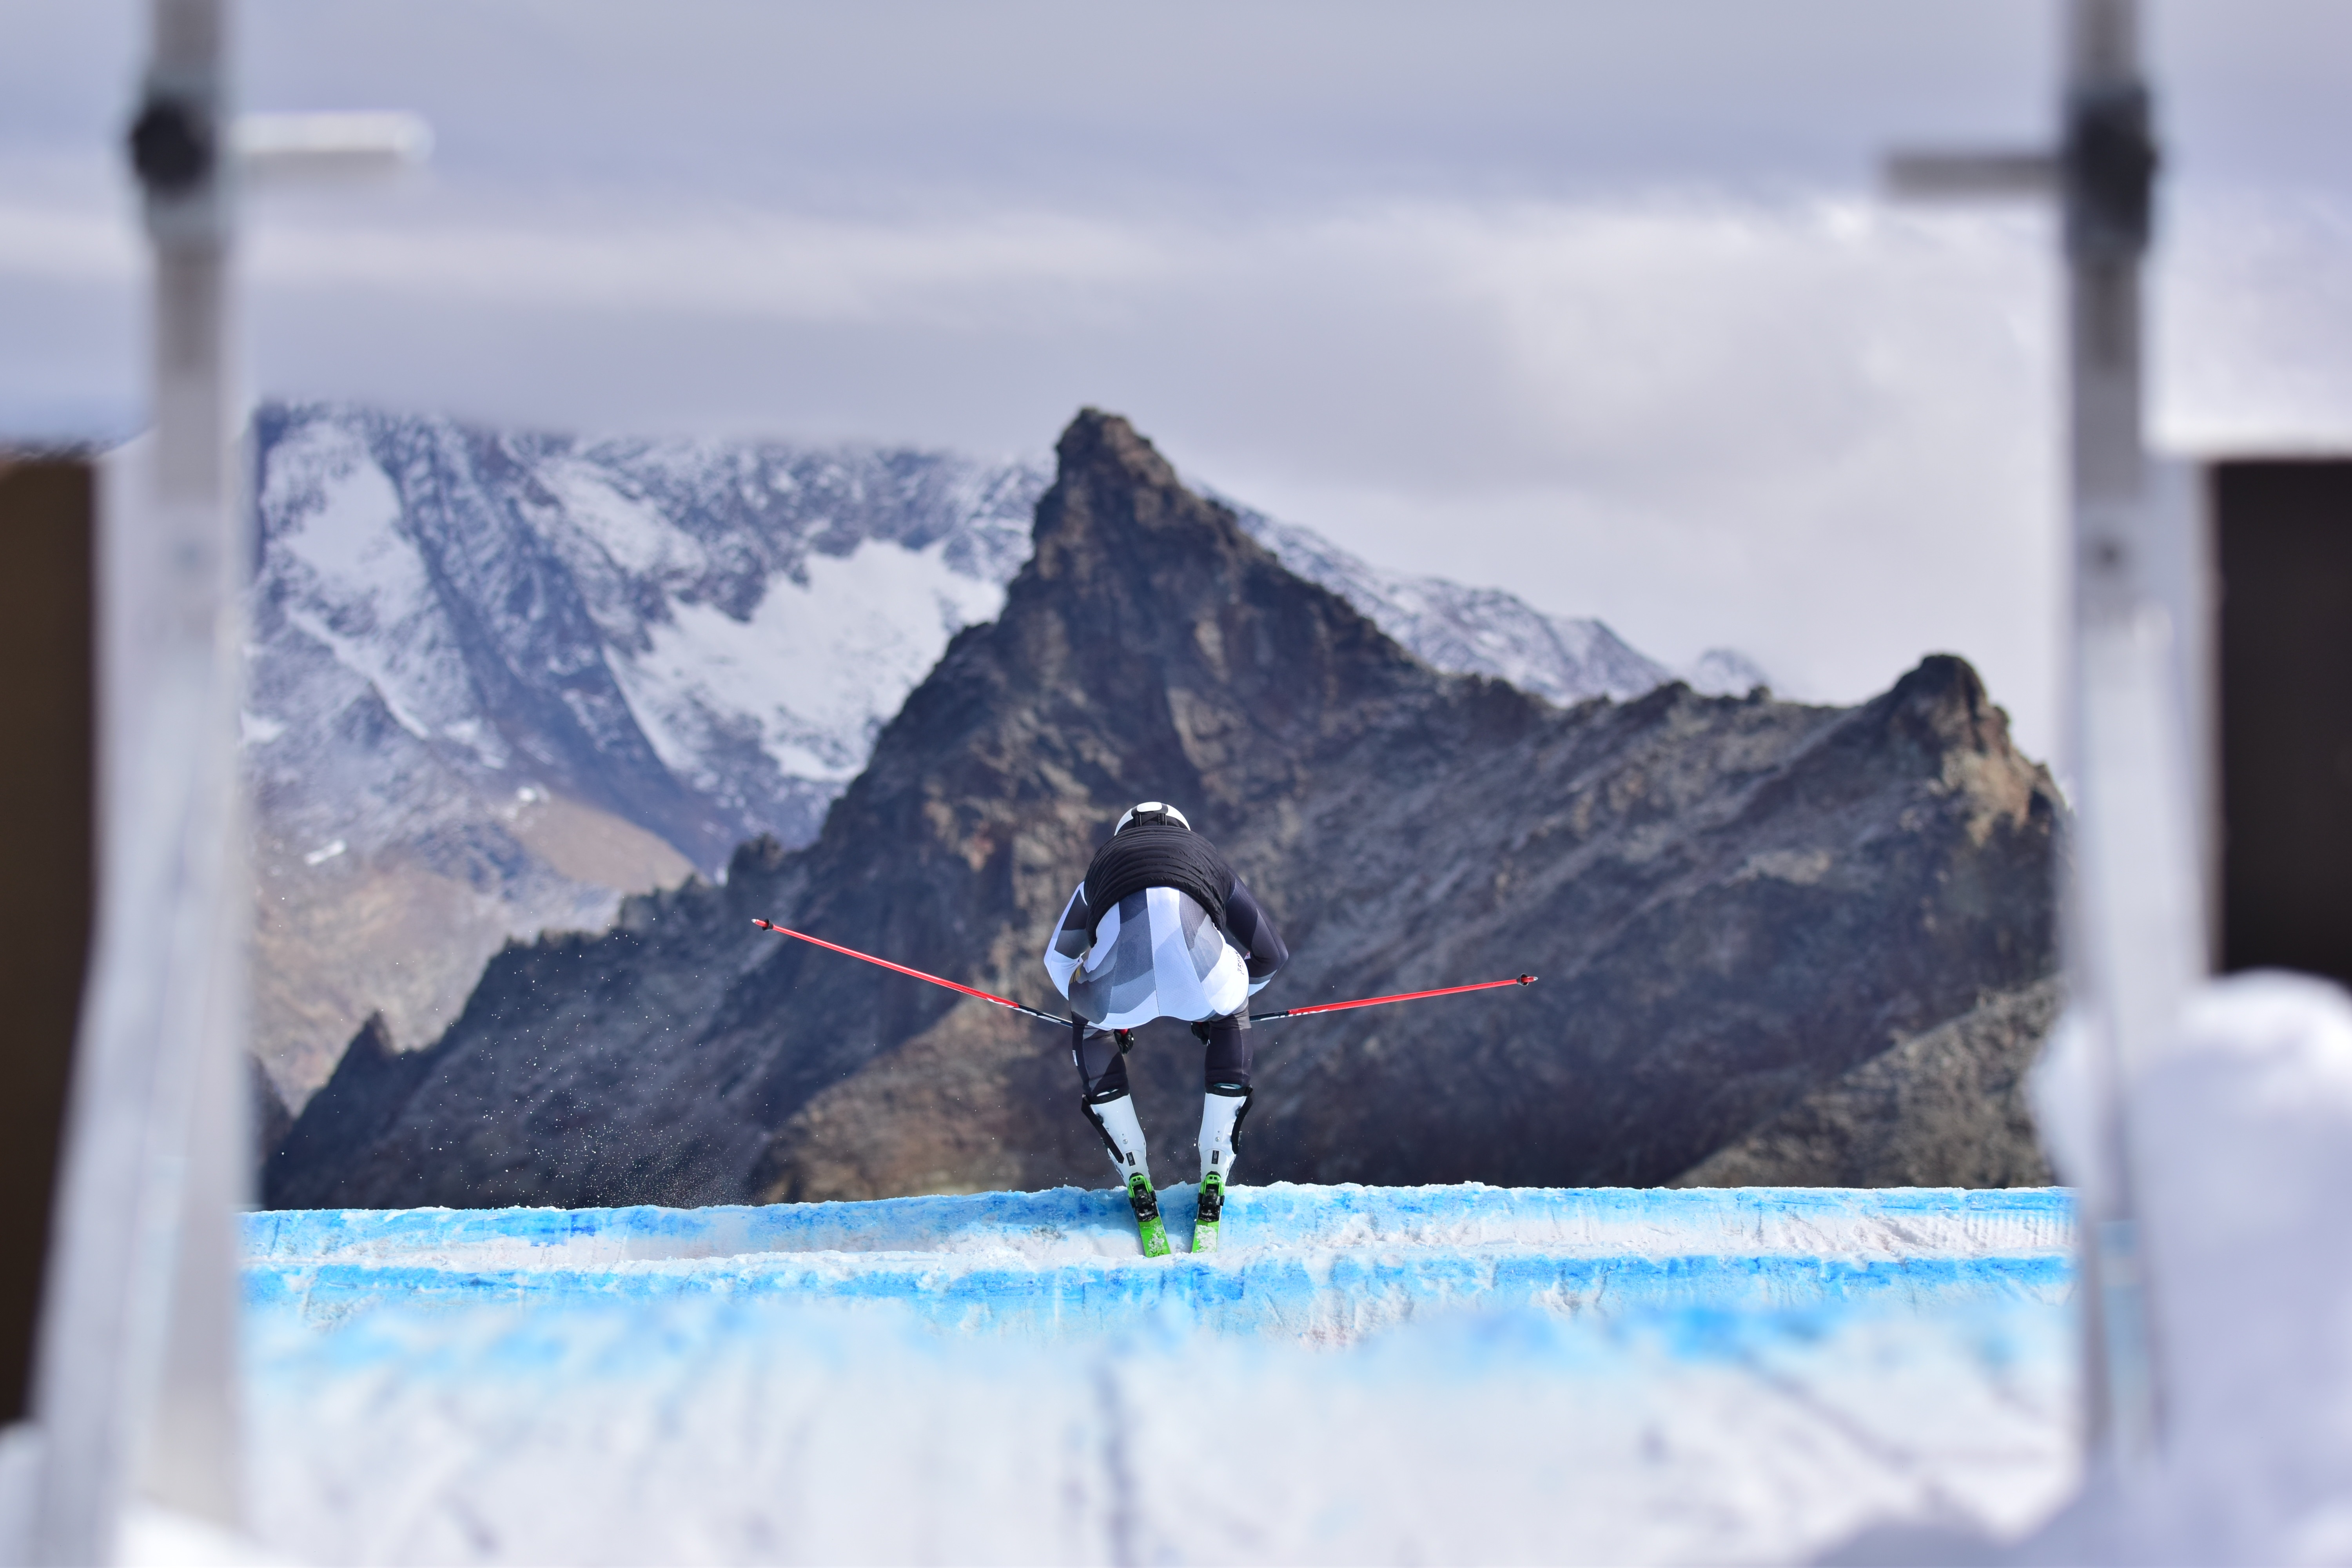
268;410;2058;1208
1672;978;2061;1188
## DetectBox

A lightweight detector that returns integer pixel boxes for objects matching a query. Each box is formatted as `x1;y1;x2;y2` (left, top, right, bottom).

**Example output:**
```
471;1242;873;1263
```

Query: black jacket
1063;821;1288;982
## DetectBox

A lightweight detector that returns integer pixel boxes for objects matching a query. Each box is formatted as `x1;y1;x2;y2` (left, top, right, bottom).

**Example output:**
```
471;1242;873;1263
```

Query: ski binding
1127;1172;1172;1258
1193;1171;1225;1254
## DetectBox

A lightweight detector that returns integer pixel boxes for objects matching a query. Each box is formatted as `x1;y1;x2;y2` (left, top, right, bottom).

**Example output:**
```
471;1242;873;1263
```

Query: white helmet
1115;801;1191;834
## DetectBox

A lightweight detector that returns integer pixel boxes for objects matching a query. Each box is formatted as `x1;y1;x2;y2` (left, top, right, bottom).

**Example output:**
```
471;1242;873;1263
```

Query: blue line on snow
245;1184;2076;1344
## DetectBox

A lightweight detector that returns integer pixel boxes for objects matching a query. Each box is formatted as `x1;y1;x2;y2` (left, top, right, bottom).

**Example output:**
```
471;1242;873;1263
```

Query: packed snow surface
244;1185;2079;1563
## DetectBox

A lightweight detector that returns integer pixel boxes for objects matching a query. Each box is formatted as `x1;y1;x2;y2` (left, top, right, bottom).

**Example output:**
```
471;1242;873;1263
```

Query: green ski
1192;1171;1226;1253
1127;1172;1173;1258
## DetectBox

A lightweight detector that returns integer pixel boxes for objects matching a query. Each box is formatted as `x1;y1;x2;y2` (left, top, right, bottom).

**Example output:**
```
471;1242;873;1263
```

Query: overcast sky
7;1;2351;762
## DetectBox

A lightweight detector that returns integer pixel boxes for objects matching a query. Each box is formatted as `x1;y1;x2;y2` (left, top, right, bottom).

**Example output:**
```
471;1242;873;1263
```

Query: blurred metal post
1886;0;2199;1470
18;7;428;1560
27;0;247;1558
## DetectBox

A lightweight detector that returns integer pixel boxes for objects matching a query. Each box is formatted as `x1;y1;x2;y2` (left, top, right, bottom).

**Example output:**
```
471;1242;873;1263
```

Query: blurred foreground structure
0;2;423;1561
1896;0;2184;1474
1890;0;2352;1524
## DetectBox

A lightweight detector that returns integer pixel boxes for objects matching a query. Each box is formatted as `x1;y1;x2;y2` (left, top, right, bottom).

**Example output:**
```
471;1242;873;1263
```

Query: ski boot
1085;1091;1172;1257
1192;1082;1254;1254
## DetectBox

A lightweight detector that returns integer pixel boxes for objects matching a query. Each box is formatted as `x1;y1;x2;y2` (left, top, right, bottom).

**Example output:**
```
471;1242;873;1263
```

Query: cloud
2155;194;2352;451
210;191;2070;746
242;204;1186;329
0;198;138;281
7;148;2352;769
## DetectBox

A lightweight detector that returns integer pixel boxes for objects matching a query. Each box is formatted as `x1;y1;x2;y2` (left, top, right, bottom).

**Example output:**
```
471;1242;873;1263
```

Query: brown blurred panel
0;457;96;1423
2215;458;2352;987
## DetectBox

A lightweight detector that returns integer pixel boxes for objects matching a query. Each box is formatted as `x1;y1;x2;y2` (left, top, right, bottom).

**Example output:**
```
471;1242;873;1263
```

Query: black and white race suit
1040;820;1288;1031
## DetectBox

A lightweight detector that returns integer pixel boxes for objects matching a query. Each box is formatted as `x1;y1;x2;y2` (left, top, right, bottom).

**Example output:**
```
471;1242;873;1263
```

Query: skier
1044;802;1288;1255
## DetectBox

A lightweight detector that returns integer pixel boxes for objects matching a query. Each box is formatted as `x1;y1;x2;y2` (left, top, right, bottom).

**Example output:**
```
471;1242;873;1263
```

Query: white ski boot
1085;1093;1170;1257
1193;1084;1253;1253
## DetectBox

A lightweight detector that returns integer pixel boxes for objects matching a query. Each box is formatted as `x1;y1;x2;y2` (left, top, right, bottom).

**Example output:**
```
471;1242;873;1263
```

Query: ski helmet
1115;801;1190;834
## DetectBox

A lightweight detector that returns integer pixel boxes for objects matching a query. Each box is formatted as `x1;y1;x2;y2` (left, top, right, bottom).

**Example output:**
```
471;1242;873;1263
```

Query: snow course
248;1182;2070;1339
243;1184;2080;1563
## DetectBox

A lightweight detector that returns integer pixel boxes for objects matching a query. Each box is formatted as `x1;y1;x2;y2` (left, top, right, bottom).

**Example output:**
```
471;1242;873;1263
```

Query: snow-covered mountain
1223;497;1765;702
247;405;1048;1096
1685;646;1773;698
1224;499;1675;703
251;405;1044;864
247;403;1763;1100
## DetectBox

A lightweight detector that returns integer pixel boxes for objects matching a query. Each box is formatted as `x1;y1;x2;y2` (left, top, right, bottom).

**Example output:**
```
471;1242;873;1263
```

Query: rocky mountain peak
1040;411;1435;789
1868;652;2056;835
1031;408;1194;591
1882;653;2011;759
1053;407;1181;498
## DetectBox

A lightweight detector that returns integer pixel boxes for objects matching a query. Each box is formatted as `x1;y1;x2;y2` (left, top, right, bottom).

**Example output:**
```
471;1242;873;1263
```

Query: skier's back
1043;802;1288;1254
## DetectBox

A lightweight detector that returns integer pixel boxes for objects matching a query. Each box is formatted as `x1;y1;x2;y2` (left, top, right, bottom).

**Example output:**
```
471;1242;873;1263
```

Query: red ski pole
751;918;1535;1030
750;919;1073;1025
1248;974;1536;1022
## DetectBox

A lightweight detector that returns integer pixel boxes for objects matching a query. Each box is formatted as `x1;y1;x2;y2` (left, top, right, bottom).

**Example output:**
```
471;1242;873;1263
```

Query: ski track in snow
241;1185;2080;1564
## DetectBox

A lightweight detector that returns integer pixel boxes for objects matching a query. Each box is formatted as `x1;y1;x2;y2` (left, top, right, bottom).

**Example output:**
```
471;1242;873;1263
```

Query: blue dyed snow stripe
244;1184;2076;1268
240;1185;2076;1344
245;1247;2071;1341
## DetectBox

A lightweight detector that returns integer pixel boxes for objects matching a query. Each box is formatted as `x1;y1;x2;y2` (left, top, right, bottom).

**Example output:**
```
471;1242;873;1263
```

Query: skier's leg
1191;1011;1256;1197
1072;1016;1132;1103
1073;1016;1151;1188
1197;1009;1254;1093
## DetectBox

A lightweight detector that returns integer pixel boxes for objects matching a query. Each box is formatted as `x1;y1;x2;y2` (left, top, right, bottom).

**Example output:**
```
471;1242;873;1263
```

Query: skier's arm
1222;878;1288;993
1042;882;1091;998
